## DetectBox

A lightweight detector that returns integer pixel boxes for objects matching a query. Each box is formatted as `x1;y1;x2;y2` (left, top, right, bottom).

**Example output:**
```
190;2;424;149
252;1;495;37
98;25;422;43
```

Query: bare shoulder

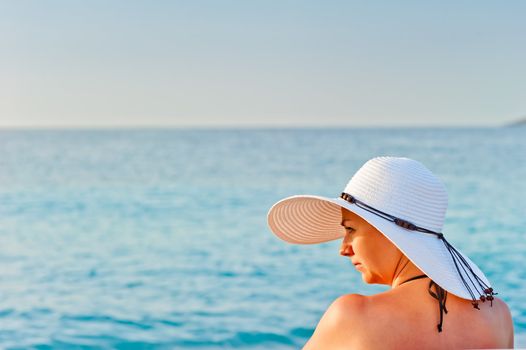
302;294;368;350
492;297;514;348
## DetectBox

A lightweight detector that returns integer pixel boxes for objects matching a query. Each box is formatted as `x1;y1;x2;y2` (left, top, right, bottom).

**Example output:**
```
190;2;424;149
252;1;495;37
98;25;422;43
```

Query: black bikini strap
399;274;428;285
428;280;449;333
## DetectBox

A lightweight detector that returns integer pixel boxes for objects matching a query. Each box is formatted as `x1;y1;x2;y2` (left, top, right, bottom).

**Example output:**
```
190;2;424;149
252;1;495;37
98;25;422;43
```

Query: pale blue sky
1;0;525;127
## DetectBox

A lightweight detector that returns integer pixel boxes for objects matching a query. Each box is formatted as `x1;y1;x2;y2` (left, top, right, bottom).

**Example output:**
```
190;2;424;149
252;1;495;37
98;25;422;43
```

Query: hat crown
344;157;448;232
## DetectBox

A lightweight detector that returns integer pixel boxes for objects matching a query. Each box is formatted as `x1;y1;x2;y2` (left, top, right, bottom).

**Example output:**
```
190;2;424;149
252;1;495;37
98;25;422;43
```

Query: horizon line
0;124;520;131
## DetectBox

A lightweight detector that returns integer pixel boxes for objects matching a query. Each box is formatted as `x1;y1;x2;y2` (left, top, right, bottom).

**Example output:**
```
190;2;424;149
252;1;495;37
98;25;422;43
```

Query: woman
268;157;514;349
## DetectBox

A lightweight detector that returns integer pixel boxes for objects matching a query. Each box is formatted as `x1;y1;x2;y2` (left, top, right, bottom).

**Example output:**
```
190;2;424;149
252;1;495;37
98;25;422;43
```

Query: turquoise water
0;128;524;349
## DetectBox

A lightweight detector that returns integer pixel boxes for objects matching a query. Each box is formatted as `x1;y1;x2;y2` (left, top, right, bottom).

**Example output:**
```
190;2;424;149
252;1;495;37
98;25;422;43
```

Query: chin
360;272;372;283
361;272;378;284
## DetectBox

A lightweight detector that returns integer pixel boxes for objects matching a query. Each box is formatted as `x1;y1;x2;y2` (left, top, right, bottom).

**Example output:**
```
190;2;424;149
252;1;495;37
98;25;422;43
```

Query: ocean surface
0;128;524;349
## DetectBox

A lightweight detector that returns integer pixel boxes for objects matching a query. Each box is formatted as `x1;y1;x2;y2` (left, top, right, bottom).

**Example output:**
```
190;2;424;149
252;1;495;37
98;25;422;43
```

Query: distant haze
1;1;525;128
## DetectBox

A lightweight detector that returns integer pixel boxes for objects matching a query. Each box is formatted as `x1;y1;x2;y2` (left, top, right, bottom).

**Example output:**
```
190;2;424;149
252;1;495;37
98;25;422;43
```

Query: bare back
304;280;514;349
357;283;513;349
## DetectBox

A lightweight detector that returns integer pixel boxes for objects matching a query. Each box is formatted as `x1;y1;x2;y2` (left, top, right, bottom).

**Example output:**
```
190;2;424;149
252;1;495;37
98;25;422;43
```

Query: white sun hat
267;156;495;304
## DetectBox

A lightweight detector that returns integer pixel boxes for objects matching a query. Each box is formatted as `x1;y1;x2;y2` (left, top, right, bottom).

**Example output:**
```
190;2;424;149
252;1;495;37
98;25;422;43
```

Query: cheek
355;235;393;268
353;237;376;262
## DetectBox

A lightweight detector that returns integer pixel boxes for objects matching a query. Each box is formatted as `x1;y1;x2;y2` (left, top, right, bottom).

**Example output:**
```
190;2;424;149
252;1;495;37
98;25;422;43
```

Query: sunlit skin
302;208;515;350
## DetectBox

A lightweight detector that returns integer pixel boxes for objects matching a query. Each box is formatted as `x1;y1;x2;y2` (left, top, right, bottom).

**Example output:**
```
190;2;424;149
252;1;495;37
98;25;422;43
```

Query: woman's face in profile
340;208;403;285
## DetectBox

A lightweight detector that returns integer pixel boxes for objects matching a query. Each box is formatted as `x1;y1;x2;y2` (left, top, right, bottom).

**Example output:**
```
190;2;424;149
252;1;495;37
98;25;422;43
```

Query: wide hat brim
267;194;491;300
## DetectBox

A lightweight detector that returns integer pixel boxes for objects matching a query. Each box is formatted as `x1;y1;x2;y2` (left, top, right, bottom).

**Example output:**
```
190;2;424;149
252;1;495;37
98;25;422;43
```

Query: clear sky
1;0;525;128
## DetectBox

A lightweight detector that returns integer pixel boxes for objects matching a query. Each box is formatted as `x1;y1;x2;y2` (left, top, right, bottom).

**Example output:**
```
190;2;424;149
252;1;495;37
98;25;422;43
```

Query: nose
339;233;354;257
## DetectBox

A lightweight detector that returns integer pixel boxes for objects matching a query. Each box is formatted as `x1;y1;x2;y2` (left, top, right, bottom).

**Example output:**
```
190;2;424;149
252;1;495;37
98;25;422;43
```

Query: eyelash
344;227;355;233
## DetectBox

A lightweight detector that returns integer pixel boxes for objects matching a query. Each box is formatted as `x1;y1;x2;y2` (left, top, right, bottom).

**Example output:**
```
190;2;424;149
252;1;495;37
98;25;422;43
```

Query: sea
0;127;524;349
